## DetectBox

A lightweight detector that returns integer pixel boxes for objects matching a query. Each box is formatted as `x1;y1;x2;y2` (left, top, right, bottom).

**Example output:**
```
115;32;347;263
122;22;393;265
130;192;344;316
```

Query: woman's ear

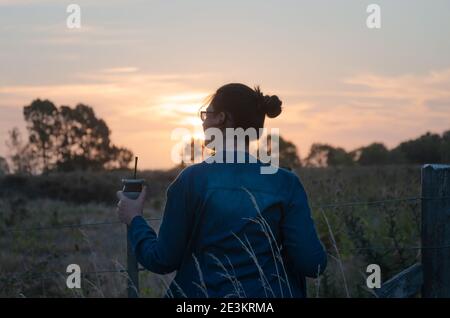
217;111;227;126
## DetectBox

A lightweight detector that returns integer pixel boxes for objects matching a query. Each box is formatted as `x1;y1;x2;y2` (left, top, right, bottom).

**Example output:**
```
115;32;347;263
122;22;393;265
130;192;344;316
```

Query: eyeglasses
199;110;216;122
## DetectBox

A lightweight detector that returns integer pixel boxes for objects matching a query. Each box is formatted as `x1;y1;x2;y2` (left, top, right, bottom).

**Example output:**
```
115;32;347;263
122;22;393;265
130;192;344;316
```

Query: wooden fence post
421;164;450;297
127;225;140;298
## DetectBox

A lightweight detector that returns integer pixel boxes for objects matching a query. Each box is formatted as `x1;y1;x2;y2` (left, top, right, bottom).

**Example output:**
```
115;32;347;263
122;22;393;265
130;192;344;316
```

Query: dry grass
0;165;422;297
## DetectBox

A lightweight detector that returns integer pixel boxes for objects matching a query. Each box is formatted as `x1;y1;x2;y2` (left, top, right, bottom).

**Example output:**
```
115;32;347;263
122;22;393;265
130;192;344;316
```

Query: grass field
0;165;422;297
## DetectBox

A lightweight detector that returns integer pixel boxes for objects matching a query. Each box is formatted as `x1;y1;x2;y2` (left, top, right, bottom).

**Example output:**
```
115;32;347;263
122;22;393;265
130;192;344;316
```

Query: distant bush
0;157;9;175
0;168;182;205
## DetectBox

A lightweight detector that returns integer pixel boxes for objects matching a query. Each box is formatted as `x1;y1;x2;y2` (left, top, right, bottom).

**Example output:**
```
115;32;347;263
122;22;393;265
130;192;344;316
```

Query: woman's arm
128;170;194;274
281;174;327;278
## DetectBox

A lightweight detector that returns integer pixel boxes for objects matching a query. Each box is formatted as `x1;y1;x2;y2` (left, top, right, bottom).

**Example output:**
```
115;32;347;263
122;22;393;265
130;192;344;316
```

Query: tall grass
0;165;422;297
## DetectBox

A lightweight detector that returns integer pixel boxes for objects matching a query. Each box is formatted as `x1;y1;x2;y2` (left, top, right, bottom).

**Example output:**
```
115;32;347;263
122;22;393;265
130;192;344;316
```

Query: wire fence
2;195;450;289
4;217;162;233
4;195;449;234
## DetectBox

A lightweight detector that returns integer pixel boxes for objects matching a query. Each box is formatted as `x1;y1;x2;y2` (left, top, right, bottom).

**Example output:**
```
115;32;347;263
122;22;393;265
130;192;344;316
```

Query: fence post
127;226;140;297
421;164;450;297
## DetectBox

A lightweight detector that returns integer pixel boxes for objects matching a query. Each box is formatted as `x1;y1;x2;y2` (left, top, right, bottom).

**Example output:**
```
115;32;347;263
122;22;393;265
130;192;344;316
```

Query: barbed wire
349;244;450;251
4;243;450;283
3;217;162;234
1;267;147;282
0;196;434;233
2;194;450;291
310;196;422;209
4;195;449;234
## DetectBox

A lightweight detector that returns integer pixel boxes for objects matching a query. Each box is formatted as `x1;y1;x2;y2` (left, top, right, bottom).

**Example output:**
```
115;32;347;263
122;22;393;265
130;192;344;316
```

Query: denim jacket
128;150;327;298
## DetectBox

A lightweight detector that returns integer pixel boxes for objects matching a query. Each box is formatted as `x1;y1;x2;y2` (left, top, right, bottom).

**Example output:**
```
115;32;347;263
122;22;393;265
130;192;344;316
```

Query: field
0;165;422;298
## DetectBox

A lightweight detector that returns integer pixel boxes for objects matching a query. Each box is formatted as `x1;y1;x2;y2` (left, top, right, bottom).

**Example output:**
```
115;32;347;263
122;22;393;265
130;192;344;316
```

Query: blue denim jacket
128;150;327;298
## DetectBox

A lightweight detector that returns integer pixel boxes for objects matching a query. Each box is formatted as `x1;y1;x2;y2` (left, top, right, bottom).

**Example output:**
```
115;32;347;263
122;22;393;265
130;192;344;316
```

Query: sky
1;0;449;169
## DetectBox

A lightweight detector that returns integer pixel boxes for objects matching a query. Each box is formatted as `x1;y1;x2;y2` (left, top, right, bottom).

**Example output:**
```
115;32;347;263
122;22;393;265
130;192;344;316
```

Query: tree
55;103;134;171
277;135;301;169
105;146;134;170
392;132;442;164
23;99;60;172
304;143;328;167
0;156;9;175
255;134;301;170
353;142;391;165
441;130;450;163
57;104;110;170
305;143;355;167
19;99;134;173
5;127;38;174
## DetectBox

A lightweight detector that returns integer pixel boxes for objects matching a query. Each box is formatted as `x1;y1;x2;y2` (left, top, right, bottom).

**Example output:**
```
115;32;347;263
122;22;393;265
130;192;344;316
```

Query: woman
116;83;327;298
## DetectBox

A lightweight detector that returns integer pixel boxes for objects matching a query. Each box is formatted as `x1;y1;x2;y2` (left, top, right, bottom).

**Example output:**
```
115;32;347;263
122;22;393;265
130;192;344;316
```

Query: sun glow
156;92;210;129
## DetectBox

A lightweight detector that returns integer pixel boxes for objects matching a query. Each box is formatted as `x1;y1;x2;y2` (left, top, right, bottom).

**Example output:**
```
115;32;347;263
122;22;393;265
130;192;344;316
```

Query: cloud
269;69;450;155
0;69;217;168
102;67;139;74
344;69;450;101
1;68;450;167
0;0;126;6
0;0;55;5
424;98;450;112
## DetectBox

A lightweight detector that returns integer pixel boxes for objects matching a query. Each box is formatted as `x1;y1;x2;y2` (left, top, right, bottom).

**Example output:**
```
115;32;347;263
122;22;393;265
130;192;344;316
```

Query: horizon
1;0;450;169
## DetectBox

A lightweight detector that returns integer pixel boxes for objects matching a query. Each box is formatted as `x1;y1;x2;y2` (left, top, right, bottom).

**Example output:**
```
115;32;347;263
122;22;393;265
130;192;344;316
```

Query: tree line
250;130;450;169
0;98;449;175
303;131;450;167
2;99;133;174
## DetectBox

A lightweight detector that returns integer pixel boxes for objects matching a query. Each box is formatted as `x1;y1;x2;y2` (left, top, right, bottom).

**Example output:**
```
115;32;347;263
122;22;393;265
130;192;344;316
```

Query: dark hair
207;83;282;134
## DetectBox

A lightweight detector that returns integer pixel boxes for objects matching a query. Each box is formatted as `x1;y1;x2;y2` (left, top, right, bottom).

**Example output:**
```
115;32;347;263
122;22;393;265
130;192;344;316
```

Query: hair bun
254;86;282;118
262;95;282;118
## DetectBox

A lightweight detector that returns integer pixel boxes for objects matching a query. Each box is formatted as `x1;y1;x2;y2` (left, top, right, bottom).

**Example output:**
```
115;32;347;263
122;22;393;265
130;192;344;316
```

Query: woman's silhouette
116;83;327;298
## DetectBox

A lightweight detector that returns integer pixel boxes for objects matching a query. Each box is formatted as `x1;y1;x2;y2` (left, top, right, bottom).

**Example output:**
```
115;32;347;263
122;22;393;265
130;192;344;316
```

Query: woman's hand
116;186;147;225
